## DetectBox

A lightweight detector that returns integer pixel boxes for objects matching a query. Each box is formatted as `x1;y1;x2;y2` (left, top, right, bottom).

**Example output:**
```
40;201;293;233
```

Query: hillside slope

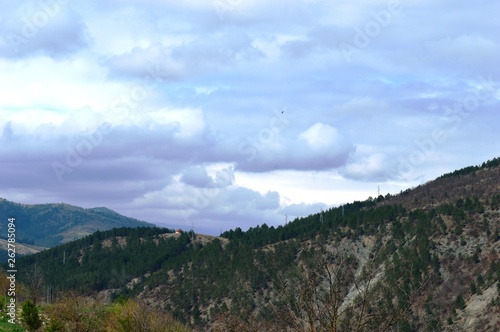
12;158;500;331
0;199;155;247
381;157;500;210
0;238;47;263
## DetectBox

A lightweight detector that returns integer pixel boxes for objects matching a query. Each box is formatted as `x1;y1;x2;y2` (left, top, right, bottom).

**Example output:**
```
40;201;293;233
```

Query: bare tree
262;242;429;332
23;264;45;305
0;269;10;296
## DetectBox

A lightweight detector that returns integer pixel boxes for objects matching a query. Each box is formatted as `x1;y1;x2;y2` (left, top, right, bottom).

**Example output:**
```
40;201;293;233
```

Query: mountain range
0;199;154;249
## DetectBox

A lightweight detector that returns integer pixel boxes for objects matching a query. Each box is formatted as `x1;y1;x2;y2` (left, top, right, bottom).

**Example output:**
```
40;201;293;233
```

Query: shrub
21;300;42;331
45;318;65;332
454;294;466;310
44;292;107;332
105;299;191;332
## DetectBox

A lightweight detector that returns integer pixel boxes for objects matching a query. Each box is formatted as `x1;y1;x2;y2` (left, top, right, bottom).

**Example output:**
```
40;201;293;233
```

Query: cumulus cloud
181;165;215;188
236;122;354;172
299;122;340;150
184;186;282;232
125;177;282;234
341;153;393;181
254;191;280;210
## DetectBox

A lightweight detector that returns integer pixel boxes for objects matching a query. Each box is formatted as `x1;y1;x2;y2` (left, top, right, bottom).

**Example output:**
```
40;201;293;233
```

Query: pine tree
21;300;42;331
470;281;477;294
454;294;466;310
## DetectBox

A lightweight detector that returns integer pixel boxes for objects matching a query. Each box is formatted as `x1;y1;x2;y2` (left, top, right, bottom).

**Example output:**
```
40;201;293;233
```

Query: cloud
124;176;281;234
0;1;89;58
184;186;282;231
236;122;355;172
104;44;184;80
280;25;351;59
341;153;392;181
420;34;500;69
180;165;214;188
299;122;341;150
254;191;280;210
104;31;263;80
282;202;327;218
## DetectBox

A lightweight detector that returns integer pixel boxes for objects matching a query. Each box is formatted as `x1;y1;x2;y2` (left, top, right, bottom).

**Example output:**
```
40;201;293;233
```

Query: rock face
457;285;500;331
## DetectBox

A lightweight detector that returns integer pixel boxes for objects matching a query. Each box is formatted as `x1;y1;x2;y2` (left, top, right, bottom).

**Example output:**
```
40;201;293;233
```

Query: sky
1;0;499;235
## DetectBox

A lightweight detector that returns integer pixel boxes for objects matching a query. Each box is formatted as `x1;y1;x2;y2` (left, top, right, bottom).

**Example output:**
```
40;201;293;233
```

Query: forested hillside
8;158;500;331
0;200;154;247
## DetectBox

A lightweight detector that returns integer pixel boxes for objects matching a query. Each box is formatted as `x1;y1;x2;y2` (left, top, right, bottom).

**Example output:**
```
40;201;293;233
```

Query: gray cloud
235;123;355;172
104;44;183;80
180;165;215;188
104;31;262;80
0;1;89;58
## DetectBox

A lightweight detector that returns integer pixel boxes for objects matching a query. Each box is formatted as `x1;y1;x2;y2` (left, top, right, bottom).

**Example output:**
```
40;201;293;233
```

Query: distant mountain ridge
0;198;155;247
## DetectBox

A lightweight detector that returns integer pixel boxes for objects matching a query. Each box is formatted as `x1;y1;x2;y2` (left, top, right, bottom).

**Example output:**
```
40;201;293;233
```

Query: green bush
454;294;466;310
21;300;42;331
45;319;65;332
